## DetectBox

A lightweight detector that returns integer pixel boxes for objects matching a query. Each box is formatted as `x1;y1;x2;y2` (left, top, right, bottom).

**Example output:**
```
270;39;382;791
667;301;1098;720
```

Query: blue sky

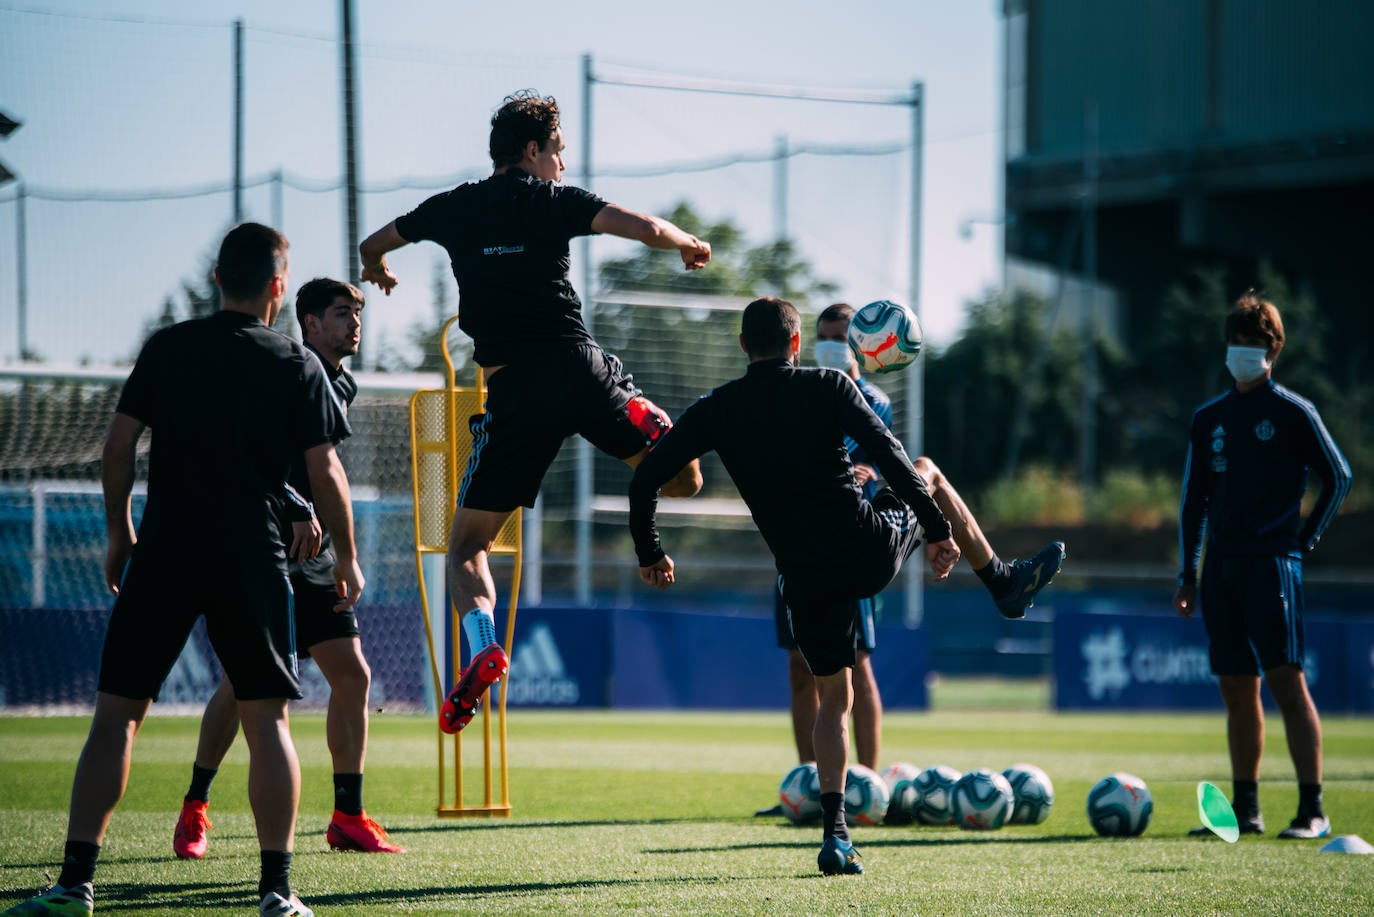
0;0;1002;367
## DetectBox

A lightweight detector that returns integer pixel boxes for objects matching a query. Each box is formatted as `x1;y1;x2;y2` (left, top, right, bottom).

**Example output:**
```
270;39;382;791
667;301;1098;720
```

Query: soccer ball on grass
1002;763;1055;825
879;762;920;826
909;764;962;826
778;762;821;825
950;768;1015;831
1087;772;1153;837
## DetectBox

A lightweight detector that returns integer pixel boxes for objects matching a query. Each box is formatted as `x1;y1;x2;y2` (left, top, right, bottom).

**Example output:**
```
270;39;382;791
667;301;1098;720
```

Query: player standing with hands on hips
1174;291;1351;840
629;297;960;877
358;90;709;734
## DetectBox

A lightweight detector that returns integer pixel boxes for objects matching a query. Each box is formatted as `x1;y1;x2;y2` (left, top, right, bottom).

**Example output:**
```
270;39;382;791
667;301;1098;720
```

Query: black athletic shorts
292;572;360;658
98;550;301;702
1199;553;1306;676
458;343;660;512
774;585;876;654
780;489;922;677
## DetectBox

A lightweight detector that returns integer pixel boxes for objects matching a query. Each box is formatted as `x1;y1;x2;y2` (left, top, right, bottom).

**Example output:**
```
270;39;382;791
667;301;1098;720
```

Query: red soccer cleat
439;643;509;735
326;810;406;853
173;798;212;860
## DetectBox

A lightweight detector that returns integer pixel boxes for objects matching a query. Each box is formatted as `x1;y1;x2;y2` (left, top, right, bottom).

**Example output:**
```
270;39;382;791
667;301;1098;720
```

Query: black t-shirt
394;168;607;366
288;343;357;587
116;310;349;572
628;359;952;579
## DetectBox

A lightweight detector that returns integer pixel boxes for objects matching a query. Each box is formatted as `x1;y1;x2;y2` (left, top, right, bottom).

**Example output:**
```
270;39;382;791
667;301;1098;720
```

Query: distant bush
977;466;1179;528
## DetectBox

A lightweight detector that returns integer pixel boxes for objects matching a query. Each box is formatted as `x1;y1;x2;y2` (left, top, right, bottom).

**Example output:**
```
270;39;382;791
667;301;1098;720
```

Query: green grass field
2;680;1372;915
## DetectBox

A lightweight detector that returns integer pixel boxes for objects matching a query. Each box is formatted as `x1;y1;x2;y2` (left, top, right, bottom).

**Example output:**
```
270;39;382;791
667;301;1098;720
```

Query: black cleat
994;542;1066;619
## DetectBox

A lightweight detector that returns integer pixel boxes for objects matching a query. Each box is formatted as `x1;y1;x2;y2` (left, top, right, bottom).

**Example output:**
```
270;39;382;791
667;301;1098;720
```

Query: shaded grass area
1;682;1372;915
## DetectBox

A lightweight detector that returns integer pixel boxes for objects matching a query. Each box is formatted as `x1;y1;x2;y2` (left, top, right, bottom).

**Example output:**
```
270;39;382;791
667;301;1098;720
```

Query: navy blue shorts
1199;553;1306;676
774;584;876;654
458;343;661;512
99;550;301;702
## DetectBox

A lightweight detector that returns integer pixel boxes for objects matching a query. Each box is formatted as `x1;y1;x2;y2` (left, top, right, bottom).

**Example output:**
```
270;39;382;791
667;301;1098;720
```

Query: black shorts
779;489;922;677
291;573;359;658
1199;553;1306;676
774;585;877;654
98;550;301;702
458;343;659;512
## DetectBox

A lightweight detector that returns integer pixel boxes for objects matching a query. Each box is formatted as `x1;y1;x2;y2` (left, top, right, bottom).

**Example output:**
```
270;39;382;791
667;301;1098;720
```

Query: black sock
186;764;218;804
820;792;849;843
56;840;99;889
1299;783;1324;818
1232;779;1259;817
334;773;364;816
258;850;292;900
975;555;1010;592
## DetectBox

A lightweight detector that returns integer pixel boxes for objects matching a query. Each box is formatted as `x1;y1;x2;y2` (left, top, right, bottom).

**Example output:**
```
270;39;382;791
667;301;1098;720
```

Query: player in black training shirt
358;90;709;735
1174;292;1351;842
628;297;960;877
2;225;358;917
169;278;404;866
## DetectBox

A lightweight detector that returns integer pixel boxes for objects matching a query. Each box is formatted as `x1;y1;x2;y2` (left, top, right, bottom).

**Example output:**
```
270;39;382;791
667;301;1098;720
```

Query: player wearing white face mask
1175;290;1351;841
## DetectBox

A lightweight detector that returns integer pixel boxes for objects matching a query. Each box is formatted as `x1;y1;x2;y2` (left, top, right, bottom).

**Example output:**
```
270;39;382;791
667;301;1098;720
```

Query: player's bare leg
914;456;1065;618
851;651;881;771
67;692;152;844
813;668;862;875
310;637;370;774
313;636;404;852
786;648;818;763
440;508;513;734
1218;675;1264;781
237;698;299;853
1265;665;1321;784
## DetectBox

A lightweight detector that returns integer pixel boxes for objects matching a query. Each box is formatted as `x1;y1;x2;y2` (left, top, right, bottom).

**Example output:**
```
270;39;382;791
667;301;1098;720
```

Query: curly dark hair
489;90;560;168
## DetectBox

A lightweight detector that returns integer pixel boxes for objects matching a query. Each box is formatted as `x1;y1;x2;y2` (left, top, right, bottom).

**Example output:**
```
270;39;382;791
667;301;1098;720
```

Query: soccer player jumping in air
359;91;709;734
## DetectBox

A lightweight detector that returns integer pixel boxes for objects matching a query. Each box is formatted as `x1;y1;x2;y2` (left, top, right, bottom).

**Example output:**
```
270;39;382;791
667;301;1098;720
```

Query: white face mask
814;340;853;371
1225;345;1271;384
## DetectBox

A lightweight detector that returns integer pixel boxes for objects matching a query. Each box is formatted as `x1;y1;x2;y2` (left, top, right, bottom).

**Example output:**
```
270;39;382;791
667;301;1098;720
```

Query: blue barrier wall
1054;609;1374;713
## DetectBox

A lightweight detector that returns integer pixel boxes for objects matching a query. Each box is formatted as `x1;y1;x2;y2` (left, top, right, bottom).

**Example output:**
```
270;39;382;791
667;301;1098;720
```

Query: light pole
1;110;25;361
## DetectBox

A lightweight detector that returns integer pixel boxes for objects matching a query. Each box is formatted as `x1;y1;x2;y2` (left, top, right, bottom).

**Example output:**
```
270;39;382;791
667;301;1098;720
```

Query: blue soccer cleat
817;836;863;876
994;541;1066;619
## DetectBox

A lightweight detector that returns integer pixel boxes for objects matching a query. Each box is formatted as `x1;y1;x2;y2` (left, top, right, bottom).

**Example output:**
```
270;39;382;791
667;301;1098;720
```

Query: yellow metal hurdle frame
410;316;519;817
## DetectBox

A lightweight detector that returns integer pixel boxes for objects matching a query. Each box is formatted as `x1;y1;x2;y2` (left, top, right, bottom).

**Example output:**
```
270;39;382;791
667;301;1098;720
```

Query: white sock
462;608;498;652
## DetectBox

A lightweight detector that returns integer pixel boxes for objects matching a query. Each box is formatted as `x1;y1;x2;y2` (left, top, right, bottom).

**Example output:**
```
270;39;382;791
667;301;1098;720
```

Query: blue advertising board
1054;609;1359;712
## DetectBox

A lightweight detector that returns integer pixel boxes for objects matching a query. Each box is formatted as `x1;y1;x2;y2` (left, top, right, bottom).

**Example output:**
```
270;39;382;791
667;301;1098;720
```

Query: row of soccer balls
779;762;1154;837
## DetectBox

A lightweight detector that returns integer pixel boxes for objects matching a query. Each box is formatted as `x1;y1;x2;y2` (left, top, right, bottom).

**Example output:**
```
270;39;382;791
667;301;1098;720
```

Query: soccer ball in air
1087;772;1153;837
778;762;822;825
844;764;890;826
951;768;1015;831
1003;763;1055;825
910;764;963;826
879;762;920;825
847;299;923;375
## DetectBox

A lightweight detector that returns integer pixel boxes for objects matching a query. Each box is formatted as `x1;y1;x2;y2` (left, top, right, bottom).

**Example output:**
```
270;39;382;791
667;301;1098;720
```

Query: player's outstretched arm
305;442;365;610
101;412;144;594
591;204;711;270
358;221;407;295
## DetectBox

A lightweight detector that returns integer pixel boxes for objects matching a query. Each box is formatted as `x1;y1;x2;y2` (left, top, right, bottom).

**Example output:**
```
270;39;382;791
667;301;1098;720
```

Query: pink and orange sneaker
173;798;212;860
326;810;406;853
439;643;509;735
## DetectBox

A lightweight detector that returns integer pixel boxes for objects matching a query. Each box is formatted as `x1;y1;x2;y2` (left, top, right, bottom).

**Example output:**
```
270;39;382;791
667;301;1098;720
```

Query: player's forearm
359;221;405;269
638;215;700;252
101;436;137;538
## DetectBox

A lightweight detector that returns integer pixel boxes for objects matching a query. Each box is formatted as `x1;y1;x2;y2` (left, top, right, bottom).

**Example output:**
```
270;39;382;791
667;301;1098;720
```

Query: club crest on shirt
1255;418;1275;441
1212;456;1227;472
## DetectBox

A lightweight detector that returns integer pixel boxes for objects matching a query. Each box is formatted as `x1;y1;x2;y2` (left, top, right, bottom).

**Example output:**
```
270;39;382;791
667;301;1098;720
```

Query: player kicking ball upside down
359;90;708;734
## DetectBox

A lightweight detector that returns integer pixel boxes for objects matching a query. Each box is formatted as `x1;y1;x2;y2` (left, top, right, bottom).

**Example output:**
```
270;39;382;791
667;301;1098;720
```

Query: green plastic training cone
1197;781;1239;843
